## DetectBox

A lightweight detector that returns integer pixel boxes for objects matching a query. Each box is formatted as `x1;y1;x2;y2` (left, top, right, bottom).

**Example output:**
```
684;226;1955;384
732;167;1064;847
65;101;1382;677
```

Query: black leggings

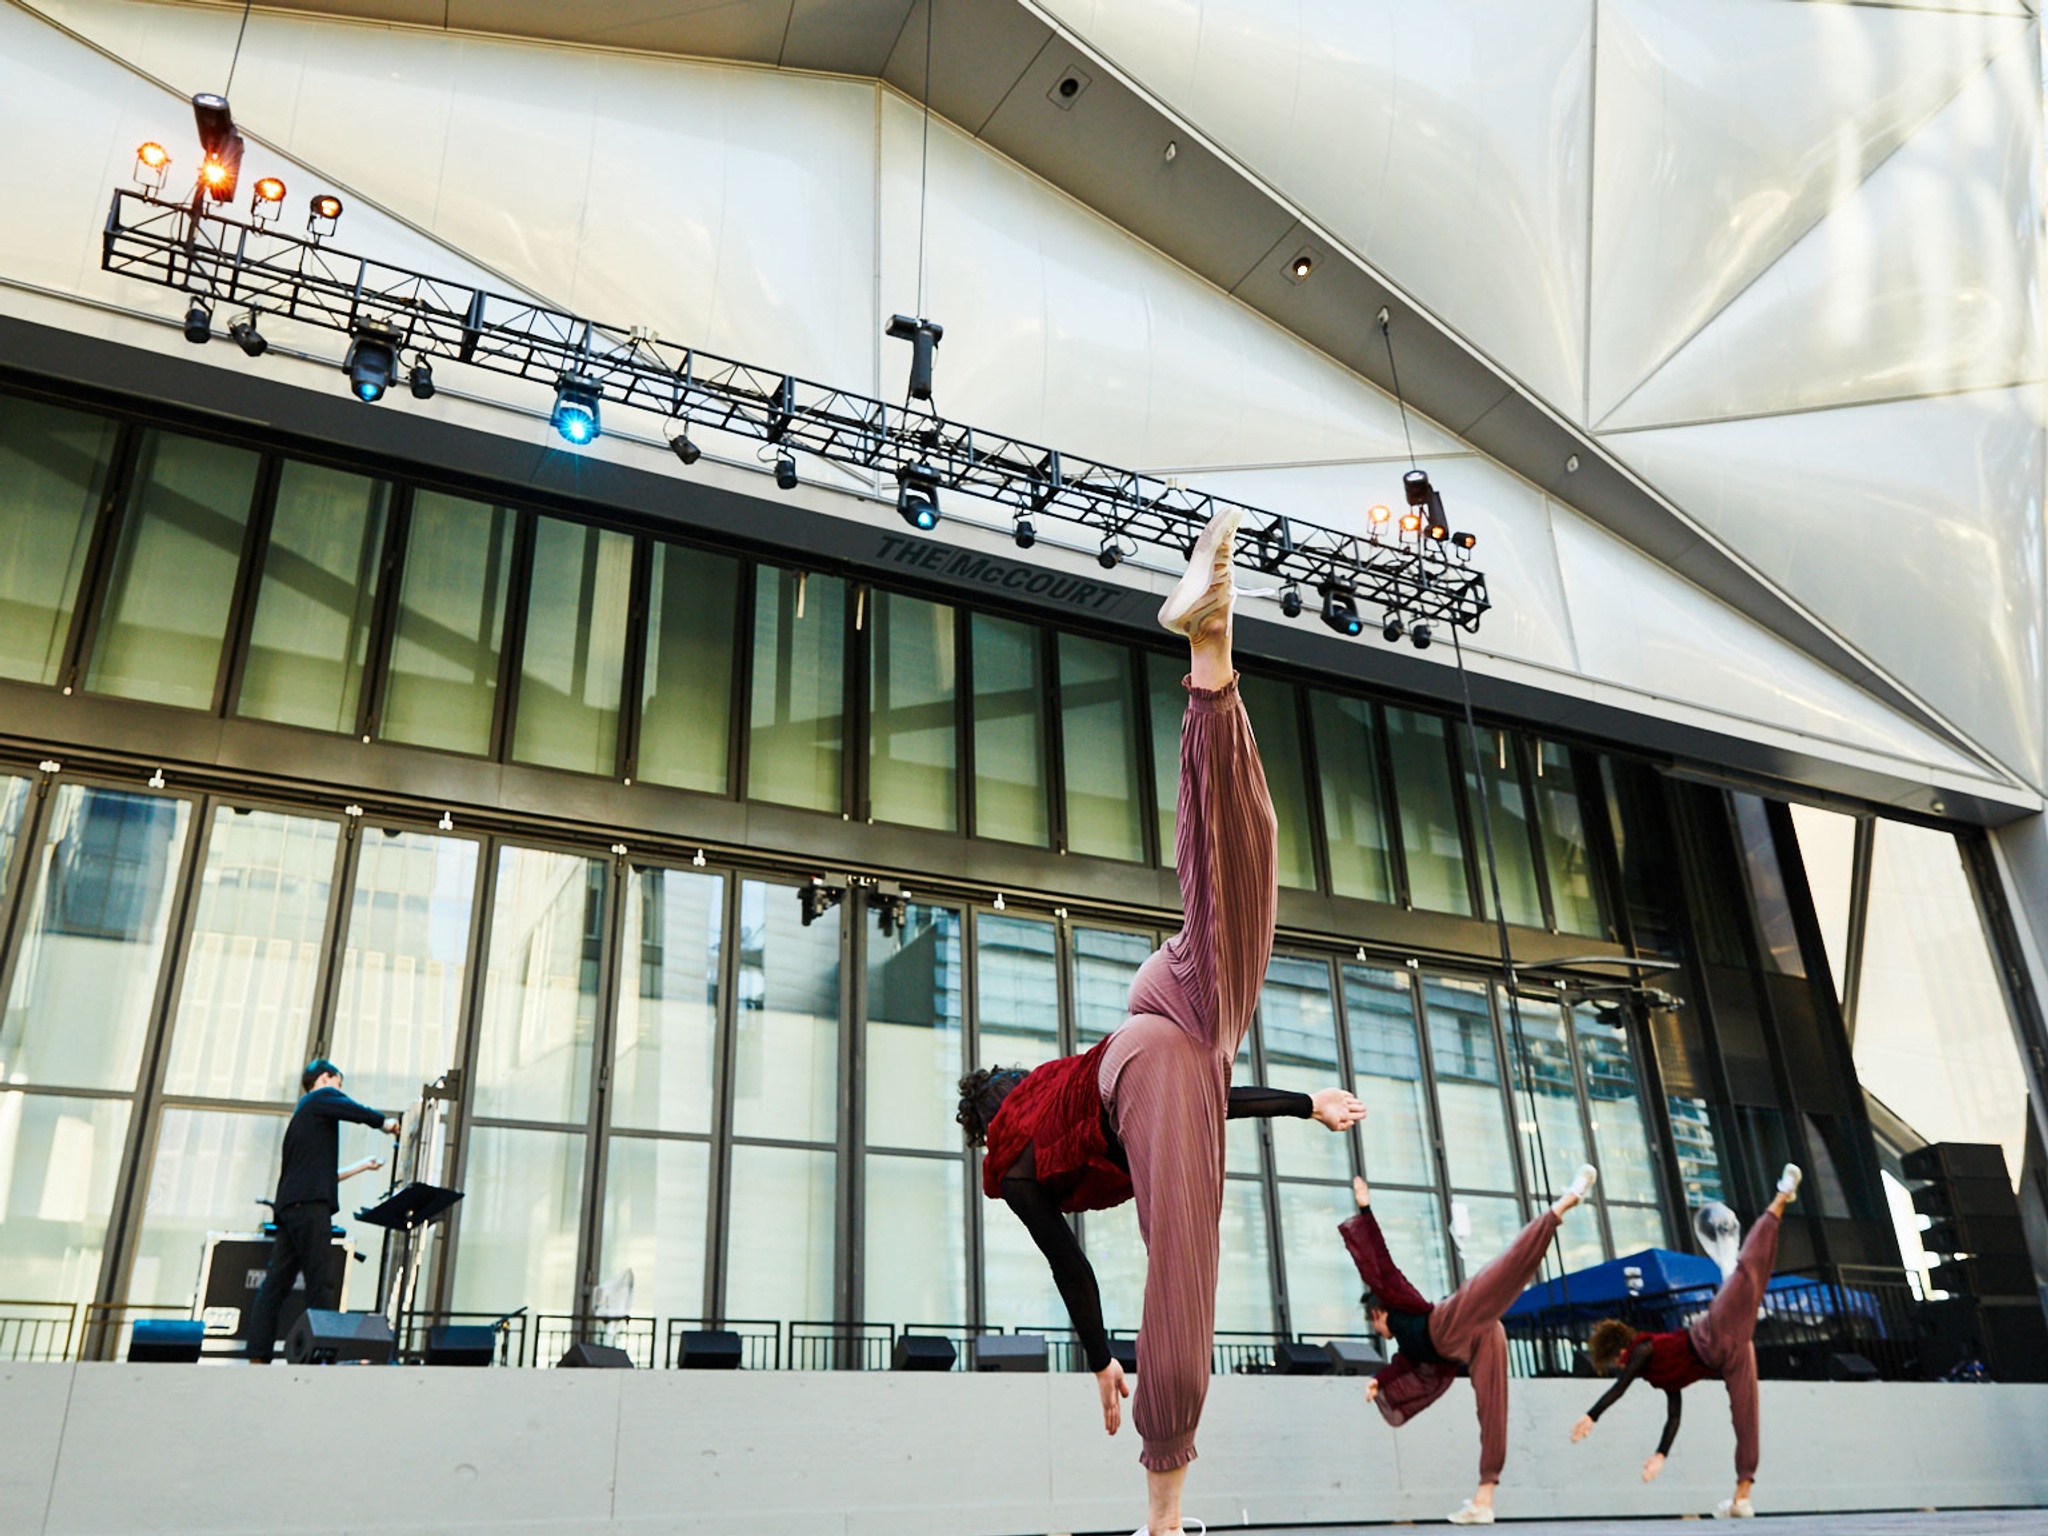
245;1203;340;1361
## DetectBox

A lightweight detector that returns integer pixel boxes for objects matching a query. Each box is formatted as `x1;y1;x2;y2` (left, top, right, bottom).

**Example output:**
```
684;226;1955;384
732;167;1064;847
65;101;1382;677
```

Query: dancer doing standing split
1571;1164;1803;1519
1342;1166;1599;1525
955;509;1359;1536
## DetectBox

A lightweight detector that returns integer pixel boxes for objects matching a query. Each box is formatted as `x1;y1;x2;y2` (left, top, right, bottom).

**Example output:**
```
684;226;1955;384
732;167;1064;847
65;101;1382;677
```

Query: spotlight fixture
342;322;399;402
550;373;603;444
307;193;343;236
869;879;909;938
229;312;267;357
1403;468;1434;506
1288;252;1314;281
1368;503;1392;527
1425;515;1449;542
774;453;798;490
1399;510;1422;535
1320;585;1363;637
668;430;701;466
1279;585;1303;619
183;299;211;345
408;357;435;400
1452;530;1477;550
797;877;845;927
250;176;285;224
1097;535;1121;570
190;92;244;204
1012;514;1036;550
886;315;945;402
896;464;941;531
133;141;169;189
1409;622;1433;650
1382;614;1404;643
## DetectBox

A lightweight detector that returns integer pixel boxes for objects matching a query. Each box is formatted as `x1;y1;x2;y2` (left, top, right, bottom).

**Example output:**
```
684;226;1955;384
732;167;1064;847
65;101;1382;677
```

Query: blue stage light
551;375;603;446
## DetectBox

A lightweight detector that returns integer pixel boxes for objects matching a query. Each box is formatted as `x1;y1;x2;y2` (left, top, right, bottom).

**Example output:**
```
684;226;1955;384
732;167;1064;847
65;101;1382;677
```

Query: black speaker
1272;1340;1333;1375
675;1329;744;1370
1978;1300;2048;1383
1826;1351;1879;1382
424;1324;496;1366
1322;1338;1385;1376
1903;1142;2011;1183
1106;1337;1139;1375
1914;1176;2024;1224
1930;1253;2039;1300
972;1334;1048;1372
285;1309;393;1365
128;1319;205;1363
892;1334;957;1372
557;1341;634;1368
1923;1214;2031;1258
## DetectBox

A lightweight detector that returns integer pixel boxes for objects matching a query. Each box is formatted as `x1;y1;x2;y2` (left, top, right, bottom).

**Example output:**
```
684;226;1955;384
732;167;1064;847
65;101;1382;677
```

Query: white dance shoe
1777;1163;1803;1197
1129;1521;1206;1536
1157;508;1241;637
1447;1500;1496;1524
1714;1496;1756;1519
1566;1163;1598;1202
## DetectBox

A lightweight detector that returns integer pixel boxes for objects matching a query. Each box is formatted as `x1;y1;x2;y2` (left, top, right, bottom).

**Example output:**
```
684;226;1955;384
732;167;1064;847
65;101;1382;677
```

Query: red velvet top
979;1039;1134;1213
1639;1328;1714;1390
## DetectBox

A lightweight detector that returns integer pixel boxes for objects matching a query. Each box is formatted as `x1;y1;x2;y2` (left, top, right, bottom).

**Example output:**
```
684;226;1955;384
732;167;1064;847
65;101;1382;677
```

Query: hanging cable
914;0;934;326
1379;310;1418;472
223;0;255;98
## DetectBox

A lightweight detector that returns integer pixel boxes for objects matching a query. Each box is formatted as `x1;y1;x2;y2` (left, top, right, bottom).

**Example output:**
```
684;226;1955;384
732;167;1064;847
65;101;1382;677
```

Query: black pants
246;1202;339;1362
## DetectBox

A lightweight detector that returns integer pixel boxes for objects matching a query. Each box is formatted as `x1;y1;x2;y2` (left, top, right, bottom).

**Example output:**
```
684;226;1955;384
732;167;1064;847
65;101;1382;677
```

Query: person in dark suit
245;1059;397;1362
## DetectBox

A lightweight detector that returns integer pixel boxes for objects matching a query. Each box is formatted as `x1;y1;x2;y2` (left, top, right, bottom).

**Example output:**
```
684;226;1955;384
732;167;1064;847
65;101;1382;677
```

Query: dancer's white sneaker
1130;1522;1206;1536
1714;1496;1756;1519
1777;1163;1803;1198
1567;1163;1598;1202
1157;507;1241;637
1447;1501;1496;1525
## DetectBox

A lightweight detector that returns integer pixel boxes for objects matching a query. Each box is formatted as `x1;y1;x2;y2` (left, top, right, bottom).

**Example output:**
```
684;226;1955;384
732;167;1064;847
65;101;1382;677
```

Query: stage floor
1246;1515;2048;1535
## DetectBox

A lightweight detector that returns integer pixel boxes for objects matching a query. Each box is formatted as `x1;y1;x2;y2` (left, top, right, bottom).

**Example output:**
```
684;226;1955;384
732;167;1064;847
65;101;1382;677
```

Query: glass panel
512;518;633;775
1240;675;1316;891
600;1135;709;1322
451;1124;585;1316
1217;1177;1275;1333
1227;1028;1260;1175
0;787;191;1091
1072;925;1150;1045
1342;965;1434;1186
1424;977;1515;1192
724;1143;835;1321
380;491;514;756
1789;803;1858;1001
1275;1180;1362;1338
0;775;27;892
1667;1094;1731;1208
1502;995;1589;1201
1385;707;1471;916
1854;819;2030;1184
1532;741;1604;938
127;1108;288;1308
1083;1200;1148;1334
1605;1202;1668;1257
863;1154;966;1324
236;461;390;732
970;614;1048;846
747;566;845;812
868;592;957;831
1313;692;1394;903
1732;793;1804;976
1146;651;1183;865
983;1188;1068;1331
865;903;962;1151
1463;729;1544;928
162;808;340;1104
1450;1193;1525;1282
471;847;604;1125
0;1091;131;1311
325;829;479;1116
0;395;116;686
1259;955;1347;1181
612;867;723;1136
638;542;737;794
86;429;260;708
1369;1187;1451;1301
975;913;1060;1070
1577;1009;1661;1207
1059;634;1144;862
731;880;840;1142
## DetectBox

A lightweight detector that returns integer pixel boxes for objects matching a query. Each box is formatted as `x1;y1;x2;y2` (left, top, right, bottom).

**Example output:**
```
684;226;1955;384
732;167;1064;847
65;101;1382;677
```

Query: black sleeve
999;1150;1112;1374
1587;1338;1655;1421
1226;1085;1313;1120
1655;1388;1683;1458
305;1087;387;1128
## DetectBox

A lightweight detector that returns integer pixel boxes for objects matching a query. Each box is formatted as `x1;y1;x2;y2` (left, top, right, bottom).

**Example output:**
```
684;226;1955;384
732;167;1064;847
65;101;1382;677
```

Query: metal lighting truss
102;187;1490;632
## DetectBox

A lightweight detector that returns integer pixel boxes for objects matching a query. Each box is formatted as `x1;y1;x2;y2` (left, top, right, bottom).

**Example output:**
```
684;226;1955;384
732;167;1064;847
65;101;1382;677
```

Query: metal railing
532;1313;659;1369
787;1321;893;1371
76;1302;191;1362
1213;1330;1281;1375
0;1301;76;1362
395;1311;528;1367
664;1318;782;1370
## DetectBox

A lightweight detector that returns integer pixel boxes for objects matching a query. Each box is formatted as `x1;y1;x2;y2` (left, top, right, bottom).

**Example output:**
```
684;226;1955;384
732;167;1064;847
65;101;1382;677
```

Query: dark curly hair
1586;1317;1640;1374
956;1065;1028;1148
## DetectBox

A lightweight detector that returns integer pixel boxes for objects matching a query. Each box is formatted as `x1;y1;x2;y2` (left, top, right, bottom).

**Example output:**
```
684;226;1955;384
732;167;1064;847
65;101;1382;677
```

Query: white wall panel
1608;34;2042;429
1605;385;2045;786
1589;0;2023;422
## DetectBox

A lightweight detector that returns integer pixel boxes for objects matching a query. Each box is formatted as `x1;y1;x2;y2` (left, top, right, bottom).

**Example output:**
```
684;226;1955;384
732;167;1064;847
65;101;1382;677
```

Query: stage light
134;141;169;190
897;464;941;531
251;176;285;224
1279;585;1303;619
886;315;944;402
1320;586;1362;637
1382;615;1403;643
797;878;845;927
183;299;211;344
408;358;435;400
1426;517;1449;542
190;93;243;203
1399;510;1422;535
1368;503;1392;526
668;431;701;466
1290;254;1313;279
1012;515;1036;550
1403;468;1433;506
550;374;602;445
1453;530;1477;550
308;193;343;236
342;322;398;402
774;454;798;490
1097;536;1121;570
1410;622;1433;650
229;313;266;357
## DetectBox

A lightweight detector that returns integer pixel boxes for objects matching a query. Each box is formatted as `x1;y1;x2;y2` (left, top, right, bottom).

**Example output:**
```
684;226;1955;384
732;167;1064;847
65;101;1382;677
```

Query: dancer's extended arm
1572;1337;1680;1471
1228;1085;1366;1129
999;1156;1111;1373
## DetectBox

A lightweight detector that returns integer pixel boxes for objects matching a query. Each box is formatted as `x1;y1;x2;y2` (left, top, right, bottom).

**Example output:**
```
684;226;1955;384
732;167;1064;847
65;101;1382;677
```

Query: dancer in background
1343;1166;1599;1526
1572;1165;1803;1519
956;507;1348;1536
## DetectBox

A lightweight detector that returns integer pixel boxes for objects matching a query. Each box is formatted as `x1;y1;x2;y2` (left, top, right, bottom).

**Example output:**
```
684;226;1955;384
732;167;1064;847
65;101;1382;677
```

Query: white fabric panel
1038;0;1593;415
1550;505;1988;775
1608;35;2042;428
1589;0;2024;422
1192;457;1581;673
1606;386;2045;786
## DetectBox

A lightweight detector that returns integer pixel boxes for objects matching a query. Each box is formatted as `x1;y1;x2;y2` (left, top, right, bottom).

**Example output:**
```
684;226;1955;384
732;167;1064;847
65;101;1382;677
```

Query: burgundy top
1338;1207;1459;1426
979;1038;1132;1213
1641;1329;1714;1390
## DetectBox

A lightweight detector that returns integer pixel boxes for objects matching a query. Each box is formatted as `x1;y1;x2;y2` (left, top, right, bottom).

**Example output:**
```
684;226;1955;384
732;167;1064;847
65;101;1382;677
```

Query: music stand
356;1182;462;1363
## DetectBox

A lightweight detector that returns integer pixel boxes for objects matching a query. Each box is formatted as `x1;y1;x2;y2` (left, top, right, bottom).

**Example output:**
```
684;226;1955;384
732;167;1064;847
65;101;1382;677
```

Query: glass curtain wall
868;595;958;832
638;545;739;794
747;568;846;813
379;491;515;756
0;396;119;687
969;615;1049;846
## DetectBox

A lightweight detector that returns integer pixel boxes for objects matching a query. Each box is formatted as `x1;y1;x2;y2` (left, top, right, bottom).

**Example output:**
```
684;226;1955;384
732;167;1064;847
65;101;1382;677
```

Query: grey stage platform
1244;1515;2048;1535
